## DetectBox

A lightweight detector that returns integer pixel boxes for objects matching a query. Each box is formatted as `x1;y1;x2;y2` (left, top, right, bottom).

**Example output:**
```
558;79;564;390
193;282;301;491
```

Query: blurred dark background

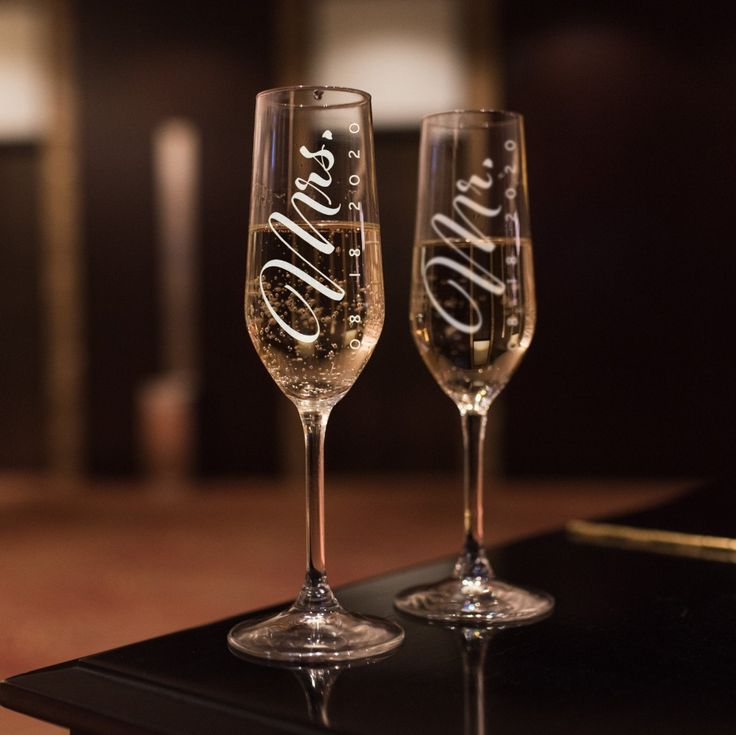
1;0;735;480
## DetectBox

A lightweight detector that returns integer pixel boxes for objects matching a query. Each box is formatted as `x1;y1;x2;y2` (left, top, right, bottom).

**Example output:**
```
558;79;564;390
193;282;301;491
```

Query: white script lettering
260;133;345;344
422;158;507;335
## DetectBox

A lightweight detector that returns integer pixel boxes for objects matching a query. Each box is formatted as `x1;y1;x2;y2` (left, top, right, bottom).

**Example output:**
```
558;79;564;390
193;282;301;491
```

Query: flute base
394;576;554;626
228;585;404;663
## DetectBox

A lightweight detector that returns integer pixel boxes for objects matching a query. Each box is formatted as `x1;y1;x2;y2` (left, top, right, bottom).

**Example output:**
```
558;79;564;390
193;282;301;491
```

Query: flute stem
296;408;337;610
455;410;493;582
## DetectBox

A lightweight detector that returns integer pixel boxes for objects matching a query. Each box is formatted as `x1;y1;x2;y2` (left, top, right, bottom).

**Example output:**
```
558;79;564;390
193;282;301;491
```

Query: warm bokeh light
0;0;49;141
308;0;467;128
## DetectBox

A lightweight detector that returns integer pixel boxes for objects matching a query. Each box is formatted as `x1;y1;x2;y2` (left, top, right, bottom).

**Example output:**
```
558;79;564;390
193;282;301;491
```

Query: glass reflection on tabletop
457;627;493;735
400;606;553;735
230;645;398;729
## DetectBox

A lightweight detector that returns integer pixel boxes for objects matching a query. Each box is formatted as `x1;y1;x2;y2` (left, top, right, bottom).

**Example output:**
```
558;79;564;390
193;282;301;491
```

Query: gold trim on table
566;519;736;563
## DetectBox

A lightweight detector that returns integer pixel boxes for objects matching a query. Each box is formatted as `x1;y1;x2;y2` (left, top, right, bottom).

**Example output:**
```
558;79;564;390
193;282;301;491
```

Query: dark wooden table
3;479;736;734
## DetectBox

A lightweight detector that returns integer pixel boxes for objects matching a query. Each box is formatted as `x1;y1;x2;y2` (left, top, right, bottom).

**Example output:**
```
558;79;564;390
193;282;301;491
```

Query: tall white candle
152;117;200;379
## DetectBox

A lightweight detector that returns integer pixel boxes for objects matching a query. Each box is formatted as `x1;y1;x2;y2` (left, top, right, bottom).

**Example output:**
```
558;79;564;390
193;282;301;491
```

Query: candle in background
138;118;201;487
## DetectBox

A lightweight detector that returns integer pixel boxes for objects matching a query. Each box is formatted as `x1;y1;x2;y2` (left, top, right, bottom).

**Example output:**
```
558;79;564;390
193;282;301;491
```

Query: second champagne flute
394;110;554;624
228;86;404;661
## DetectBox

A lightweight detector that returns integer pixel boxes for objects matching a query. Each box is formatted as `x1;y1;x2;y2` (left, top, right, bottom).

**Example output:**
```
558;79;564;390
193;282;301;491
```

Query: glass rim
422;109;523;129
256;85;372;110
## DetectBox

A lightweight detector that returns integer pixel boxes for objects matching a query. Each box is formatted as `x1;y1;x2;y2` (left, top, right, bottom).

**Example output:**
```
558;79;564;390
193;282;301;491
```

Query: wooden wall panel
502;0;736;475
0;144;45;468
77;1;277;474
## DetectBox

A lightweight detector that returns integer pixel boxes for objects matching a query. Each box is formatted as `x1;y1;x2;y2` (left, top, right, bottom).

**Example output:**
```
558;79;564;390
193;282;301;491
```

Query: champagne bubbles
246;222;384;405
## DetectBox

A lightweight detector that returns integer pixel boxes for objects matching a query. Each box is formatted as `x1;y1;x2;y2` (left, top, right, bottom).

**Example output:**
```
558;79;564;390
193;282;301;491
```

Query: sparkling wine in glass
228;86;404;661
394;110;554;624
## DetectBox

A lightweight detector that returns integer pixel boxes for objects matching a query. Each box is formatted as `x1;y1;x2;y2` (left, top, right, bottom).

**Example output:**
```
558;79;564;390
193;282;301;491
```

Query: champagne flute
228;86;404;661
394;110;553;624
